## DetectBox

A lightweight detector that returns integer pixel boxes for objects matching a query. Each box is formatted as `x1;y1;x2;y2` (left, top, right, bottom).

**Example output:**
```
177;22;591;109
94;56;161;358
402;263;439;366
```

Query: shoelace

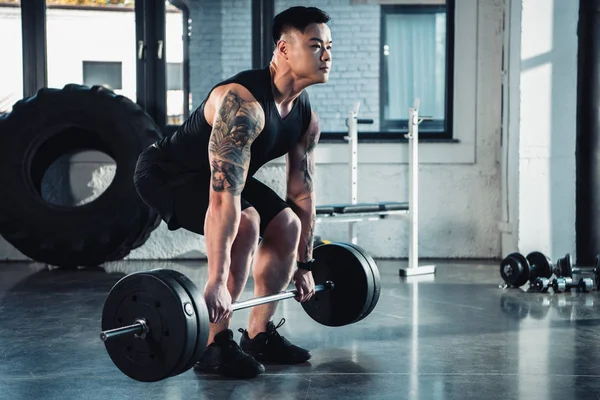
238;318;288;344
268;318;286;336
265;318;292;346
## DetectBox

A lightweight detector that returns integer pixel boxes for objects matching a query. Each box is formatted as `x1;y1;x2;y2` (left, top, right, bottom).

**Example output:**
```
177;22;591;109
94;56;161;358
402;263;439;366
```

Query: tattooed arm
286;111;320;264
205;86;265;285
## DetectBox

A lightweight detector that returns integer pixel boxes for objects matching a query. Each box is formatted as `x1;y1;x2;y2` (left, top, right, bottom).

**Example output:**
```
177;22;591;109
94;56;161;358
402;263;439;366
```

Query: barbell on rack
99;241;381;382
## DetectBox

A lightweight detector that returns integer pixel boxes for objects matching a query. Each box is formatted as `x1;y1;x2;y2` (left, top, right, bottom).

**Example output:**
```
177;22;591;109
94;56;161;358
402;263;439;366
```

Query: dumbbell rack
499;251;599;293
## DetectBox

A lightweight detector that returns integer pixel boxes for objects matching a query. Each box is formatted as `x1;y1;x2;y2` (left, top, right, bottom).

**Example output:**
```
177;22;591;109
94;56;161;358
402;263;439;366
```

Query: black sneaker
239;318;311;364
193;329;265;379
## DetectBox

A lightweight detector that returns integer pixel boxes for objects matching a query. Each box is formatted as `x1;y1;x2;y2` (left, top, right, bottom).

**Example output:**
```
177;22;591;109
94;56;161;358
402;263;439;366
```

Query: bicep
209;90;265;195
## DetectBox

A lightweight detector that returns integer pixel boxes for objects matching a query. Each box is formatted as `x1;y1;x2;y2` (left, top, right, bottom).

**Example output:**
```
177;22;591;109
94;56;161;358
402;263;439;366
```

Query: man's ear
277;39;289;58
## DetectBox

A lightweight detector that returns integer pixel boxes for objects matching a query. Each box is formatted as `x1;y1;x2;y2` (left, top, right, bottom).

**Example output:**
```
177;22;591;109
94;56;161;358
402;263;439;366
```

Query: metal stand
347;102;360;244
399;99;436;277
315;99;435;277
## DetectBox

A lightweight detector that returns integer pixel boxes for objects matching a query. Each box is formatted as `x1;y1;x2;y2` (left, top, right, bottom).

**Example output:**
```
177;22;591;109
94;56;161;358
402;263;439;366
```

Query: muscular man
133;6;332;379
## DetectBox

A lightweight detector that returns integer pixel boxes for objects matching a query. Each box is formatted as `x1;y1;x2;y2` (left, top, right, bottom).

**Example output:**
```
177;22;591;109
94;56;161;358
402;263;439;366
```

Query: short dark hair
272;6;331;45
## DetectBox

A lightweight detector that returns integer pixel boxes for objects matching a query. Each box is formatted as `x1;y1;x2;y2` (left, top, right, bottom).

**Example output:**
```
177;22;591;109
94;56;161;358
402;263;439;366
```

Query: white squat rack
314;99;435;277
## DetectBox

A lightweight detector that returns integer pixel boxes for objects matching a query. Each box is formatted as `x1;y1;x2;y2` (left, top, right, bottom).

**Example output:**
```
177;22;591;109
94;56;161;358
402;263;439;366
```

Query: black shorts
133;146;290;236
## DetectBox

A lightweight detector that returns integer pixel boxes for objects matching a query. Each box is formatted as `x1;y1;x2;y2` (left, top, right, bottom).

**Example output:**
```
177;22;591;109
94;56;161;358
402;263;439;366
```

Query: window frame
11;0;190;135
376;1;455;141
163;0;190;134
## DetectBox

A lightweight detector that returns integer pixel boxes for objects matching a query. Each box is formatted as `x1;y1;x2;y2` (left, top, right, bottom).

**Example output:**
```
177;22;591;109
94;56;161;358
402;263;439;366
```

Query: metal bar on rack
348;102;360;244
400;98;436;277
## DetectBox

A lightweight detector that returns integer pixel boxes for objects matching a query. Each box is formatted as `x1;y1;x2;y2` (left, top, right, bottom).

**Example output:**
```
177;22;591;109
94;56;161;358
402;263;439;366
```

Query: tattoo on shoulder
209;91;263;194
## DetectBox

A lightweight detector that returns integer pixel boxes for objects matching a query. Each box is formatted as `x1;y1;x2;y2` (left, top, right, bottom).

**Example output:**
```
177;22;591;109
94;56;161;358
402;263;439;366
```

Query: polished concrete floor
0;258;599;400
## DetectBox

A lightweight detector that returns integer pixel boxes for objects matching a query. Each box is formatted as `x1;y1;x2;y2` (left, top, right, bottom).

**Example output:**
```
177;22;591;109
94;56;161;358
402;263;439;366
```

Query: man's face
282;23;332;84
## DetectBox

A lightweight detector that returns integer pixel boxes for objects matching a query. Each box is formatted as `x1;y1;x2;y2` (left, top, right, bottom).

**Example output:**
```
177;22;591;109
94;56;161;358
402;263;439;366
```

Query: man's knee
263;208;301;256
236;207;261;251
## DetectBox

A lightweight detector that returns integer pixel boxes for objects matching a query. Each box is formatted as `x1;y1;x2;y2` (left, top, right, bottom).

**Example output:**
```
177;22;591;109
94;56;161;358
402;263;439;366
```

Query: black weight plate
346;243;380;323
510;252;529;287
499;254;520;286
555;257;564;276
144;269;199;377
325;242;375;323
526;251;552;281
342;242;381;323
561;253;573;277
151;269;210;376
500;252;529;287
101;271;195;382
301;242;374;327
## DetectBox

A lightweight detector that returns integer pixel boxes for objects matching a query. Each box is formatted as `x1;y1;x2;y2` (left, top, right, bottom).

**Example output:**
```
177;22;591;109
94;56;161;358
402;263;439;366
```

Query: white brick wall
189;0;252;109
189;0;222;106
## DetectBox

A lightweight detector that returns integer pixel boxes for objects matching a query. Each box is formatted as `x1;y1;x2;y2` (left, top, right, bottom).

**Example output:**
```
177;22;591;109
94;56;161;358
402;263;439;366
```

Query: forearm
288;192;316;263
205;194;241;283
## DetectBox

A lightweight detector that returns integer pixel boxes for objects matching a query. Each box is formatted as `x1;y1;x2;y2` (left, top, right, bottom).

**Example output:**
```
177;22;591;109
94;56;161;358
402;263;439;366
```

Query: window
82;61;123;90
165;0;187;125
46;0;136;101
380;2;454;137
0;0;23;114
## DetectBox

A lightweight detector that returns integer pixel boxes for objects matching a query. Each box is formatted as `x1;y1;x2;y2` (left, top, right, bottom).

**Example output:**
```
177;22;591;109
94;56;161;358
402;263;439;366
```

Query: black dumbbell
500;251;552;288
554;253;598;277
534;276;595;293
532;277;551;293
553;253;600;288
551;276;595;292
553;253;575;277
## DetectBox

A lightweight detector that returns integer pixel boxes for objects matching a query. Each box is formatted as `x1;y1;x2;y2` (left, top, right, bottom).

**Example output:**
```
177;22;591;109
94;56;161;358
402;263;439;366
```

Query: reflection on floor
0;258;598;400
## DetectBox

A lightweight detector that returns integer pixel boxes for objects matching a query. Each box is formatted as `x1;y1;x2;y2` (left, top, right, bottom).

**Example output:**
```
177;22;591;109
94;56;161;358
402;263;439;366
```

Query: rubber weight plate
560;253;573;277
500;252;530;287
101;271;197;382
322;242;376;325
143;269;200;378
301;242;374;327
150;269;210;376
340;242;381;323
525;251;552;282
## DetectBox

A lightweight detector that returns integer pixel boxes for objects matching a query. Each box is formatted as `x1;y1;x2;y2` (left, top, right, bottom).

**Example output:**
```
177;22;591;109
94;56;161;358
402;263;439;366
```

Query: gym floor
0;259;597;400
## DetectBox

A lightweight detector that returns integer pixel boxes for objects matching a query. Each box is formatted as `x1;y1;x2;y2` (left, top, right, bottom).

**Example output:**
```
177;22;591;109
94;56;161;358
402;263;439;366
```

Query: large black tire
0;84;163;267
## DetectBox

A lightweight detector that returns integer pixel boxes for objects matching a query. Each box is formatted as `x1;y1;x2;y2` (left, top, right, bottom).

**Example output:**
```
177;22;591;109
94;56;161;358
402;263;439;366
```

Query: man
133;6;332;379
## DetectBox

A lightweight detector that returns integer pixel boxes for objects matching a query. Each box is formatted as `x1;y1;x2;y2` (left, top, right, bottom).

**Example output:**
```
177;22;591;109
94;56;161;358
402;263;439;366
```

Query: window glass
166;1;185;125
46;0;136;101
82;61;123;89
382;6;448;132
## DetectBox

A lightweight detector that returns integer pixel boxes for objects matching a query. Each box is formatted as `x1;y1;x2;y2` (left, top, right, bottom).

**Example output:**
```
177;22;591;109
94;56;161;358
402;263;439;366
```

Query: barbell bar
100;281;334;342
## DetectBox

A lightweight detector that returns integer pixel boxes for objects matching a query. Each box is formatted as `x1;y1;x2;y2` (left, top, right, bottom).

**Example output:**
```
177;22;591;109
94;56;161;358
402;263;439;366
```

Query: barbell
99;241;381;382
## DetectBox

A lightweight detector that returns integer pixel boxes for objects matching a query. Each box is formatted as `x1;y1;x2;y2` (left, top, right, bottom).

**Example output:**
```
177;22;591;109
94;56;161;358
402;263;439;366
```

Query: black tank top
154;66;312;177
